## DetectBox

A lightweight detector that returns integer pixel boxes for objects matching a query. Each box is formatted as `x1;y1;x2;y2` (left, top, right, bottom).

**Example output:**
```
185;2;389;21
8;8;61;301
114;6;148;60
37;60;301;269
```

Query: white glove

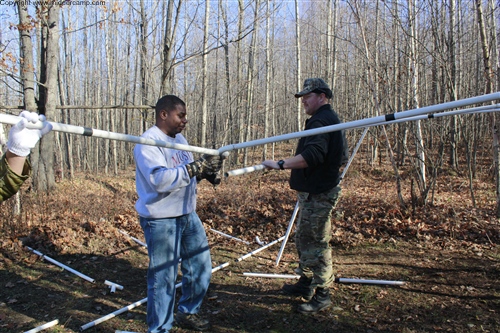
7;111;53;157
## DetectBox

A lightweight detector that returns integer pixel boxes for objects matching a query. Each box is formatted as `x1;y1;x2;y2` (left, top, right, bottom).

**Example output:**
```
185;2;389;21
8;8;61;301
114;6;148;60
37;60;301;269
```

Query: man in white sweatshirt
134;95;221;333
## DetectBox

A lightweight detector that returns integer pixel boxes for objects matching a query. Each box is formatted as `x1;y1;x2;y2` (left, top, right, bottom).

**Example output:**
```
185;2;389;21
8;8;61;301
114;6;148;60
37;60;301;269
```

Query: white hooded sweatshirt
134;125;196;219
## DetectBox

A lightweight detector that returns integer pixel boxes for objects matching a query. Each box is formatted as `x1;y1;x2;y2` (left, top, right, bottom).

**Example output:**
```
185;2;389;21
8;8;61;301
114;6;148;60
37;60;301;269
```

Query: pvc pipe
225;164;265;177
105;280;124;293
255;236;265;245
209;228;250;244
218;93;500;154
0;113;220;156
80;297;148;331
27;247;95;283
335;277;405;286
275;201;299;266
243;273;300;279
24;319;59;333
242;273;405;286
119;230;147;248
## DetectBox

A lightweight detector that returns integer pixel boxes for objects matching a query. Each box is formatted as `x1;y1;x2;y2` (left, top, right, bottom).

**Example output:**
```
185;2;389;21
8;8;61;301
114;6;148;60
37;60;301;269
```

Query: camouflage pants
295;186;341;288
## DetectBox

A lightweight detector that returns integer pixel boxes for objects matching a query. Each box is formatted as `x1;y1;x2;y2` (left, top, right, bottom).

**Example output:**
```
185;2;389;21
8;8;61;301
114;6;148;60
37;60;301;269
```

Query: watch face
278;160;285;169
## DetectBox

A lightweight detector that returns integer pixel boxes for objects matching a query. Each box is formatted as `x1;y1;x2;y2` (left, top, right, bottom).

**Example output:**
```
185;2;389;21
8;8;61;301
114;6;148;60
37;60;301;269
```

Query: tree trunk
475;0;500;217
243;0;260;166
32;3;58;192
200;0;210;148
263;0;271;160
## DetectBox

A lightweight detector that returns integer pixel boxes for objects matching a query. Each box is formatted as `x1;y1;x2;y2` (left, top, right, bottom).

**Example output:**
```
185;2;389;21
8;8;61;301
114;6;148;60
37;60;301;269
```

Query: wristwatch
277;160;285;170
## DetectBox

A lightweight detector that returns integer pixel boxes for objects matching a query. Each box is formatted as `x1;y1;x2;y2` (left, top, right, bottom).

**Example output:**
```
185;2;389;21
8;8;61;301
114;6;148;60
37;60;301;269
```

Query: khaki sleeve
0;154;31;202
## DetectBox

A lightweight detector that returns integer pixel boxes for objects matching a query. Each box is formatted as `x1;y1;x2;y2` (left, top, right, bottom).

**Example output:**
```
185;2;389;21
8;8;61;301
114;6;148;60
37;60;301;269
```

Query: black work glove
186;154;222;179
205;172;222;186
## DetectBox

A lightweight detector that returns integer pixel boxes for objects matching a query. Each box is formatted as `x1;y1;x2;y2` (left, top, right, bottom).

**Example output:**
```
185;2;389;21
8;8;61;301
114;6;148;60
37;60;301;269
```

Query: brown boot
297;287;332;314
282;276;314;301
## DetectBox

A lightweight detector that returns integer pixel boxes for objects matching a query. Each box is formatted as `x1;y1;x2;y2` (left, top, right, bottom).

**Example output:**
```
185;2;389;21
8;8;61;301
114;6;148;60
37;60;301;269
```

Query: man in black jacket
262;78;344;314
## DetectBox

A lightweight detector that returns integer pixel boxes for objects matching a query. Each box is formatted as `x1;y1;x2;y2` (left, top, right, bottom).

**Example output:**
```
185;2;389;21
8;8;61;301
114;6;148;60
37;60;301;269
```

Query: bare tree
200;0;210;148
31;3;59;191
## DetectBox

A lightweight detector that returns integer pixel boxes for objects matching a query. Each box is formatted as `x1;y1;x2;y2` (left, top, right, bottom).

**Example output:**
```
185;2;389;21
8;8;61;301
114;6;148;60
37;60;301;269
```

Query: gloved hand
7;111;53;157
186;154;222;179
205;172;222;186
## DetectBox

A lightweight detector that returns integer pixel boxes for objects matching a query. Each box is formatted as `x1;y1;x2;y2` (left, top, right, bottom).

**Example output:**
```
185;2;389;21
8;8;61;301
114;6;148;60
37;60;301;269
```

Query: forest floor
0;159;499;333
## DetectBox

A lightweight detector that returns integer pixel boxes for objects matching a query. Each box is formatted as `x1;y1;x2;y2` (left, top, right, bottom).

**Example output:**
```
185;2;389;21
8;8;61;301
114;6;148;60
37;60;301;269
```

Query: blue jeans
140;211;212;333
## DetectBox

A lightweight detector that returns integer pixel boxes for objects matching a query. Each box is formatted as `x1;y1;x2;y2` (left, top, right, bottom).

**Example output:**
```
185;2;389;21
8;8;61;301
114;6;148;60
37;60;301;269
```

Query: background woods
0;0;499;207
0;2;499;332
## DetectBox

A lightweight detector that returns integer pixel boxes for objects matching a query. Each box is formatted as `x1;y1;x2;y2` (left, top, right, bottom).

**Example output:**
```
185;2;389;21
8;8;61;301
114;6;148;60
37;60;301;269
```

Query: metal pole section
23;319;59;333
275;202;299;266
219;93;500;153
0;113;220;156
335;277;405;286
223;104;500;178
27;247;95;283
209;228;250;244
339;127;369;182
242;273;405;286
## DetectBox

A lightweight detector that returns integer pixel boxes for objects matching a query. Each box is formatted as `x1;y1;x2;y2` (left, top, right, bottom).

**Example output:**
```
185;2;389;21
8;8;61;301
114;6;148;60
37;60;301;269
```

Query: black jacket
289;104;343;194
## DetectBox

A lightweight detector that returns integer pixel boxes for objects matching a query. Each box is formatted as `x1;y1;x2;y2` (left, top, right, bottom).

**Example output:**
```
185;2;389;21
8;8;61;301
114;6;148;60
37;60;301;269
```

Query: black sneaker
176;312;211;331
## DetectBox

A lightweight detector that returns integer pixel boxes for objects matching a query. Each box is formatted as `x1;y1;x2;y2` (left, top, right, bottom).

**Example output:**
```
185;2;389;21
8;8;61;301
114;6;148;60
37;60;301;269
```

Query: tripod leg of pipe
275;201;299;266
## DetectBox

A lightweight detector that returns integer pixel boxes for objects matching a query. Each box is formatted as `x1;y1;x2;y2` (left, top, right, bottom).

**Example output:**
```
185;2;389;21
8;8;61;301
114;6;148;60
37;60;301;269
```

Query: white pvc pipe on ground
242;273;405;286
209;228;250;244
80;297;149;331
243;273;300;279
119;230;147;248
105;280;124;293
80;235;286;331
23;319;59;333
27;247;95;283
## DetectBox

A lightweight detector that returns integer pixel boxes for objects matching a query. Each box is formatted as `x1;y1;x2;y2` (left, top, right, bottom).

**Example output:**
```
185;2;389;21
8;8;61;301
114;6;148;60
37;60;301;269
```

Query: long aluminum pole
224;104;500;177
0;113;220;156
2;97;498;157
219;93;500;153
